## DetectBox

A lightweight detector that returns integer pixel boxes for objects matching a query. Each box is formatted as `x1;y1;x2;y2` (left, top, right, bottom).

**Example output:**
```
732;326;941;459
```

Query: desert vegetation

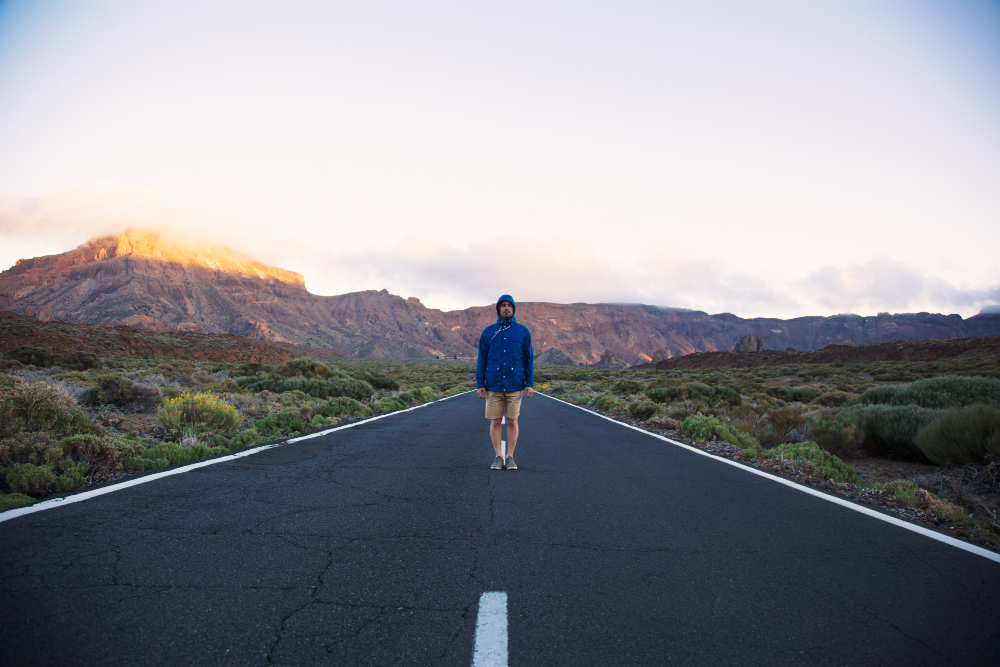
0;346;477;510
534;349;1000;549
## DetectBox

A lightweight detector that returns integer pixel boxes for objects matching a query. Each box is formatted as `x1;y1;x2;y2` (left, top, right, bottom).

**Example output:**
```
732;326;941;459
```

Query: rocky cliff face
3;231;999;363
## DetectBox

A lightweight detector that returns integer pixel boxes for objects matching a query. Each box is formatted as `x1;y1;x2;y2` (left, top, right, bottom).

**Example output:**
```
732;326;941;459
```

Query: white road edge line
0;390;474;524
472;591;508;667
541;393;1000;565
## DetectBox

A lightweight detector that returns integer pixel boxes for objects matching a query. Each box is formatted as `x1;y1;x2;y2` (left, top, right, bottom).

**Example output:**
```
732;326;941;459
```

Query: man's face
499;301;513;318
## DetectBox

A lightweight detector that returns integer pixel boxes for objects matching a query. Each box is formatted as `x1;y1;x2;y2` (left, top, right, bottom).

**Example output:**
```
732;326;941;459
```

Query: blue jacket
476;294;534;392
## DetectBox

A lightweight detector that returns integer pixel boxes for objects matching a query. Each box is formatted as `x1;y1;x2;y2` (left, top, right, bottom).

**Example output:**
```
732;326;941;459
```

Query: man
476;295;534;470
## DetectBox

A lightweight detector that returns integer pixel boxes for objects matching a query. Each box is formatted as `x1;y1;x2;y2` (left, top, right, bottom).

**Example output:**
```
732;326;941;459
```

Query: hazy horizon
1;1;998;319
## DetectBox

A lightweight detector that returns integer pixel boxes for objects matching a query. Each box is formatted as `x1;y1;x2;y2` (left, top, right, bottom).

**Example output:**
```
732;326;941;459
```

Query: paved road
2;392;999;666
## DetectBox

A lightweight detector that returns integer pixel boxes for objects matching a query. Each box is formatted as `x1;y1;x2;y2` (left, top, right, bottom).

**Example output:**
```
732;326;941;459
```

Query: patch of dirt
0;311;345;362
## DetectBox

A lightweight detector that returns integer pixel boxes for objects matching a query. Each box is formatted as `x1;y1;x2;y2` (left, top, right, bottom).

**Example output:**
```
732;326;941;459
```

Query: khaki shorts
485;391;523;420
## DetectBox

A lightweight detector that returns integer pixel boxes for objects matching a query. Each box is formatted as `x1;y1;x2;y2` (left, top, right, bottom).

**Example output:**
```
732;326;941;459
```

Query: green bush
5;462;54;494
645;383;741;406
157;392;242;435
628;400;659;420
141;442;227;466
228;429;264;450
766;407;803;445
356;373;400;391
858;376;1000;409
309;414;338;428
376;397;407;414
253;407;307;439
760;441;858;483
83;376;133;407
277;358;336;379
321;397;373;419
613;379;643;396
49;465;87;492
57;351;102;371
58;433;145;477
0;493;33;511
765;386;823;403
809;412;856;457
812;391;854;407
593;393;620;411
851;404;940;460
0;379;95;439
681;415;759;451
3;346;52;366
875;480;923;507
914;404;1000;465
238;375;375;400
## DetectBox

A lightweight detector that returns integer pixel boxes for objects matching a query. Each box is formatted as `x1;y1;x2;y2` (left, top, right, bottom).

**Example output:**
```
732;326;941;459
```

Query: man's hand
524;387;534;398
477;388;487;400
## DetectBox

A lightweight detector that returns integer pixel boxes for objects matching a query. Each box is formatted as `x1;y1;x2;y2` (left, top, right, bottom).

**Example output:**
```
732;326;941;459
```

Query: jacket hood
496;295;516;322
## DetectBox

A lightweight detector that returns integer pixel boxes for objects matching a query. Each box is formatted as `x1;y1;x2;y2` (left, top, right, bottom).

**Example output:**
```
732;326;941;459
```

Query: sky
0;0;998;318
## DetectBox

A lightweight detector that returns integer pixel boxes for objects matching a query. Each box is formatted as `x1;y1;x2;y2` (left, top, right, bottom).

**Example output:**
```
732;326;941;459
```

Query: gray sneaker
505;456;517;470
490;455;503;470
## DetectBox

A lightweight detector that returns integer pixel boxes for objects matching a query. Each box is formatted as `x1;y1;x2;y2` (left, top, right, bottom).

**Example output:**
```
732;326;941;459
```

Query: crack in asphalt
265;550;334;666
861;606;957;664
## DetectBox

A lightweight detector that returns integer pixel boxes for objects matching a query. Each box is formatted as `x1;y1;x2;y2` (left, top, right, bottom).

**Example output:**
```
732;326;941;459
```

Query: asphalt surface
2;392;999;666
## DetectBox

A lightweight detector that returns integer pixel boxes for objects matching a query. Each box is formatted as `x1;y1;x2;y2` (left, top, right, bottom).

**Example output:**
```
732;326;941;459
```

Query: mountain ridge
3;231;999;363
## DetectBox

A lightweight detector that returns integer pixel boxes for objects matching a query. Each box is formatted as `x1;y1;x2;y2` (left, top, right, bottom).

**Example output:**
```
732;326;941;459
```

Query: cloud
798;256;998;316
307;234;794;315
309;238;998;318
0;186;307;266
3;187;997;318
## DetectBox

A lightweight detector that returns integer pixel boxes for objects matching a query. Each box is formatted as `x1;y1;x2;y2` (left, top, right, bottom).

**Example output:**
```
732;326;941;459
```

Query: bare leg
506;418;519;457
490;418;503;457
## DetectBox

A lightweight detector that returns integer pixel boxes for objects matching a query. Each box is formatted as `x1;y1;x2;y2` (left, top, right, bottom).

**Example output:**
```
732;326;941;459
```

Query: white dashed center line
472;591;508;667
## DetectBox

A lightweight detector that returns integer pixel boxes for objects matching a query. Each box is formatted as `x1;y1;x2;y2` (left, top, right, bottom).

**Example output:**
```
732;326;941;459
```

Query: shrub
613;380;643;396
765;407;803;445
812;391;854;408
3;346;52;367
5;462;55;494
852;405;940;460
593;393;620;411
628;400;659;420
645;383;741;406
83;376;134;407
0;493;33;511
158;393;242;435
229;429;264;450
858;376;1000;409
914;404;1000;465
873;480;967;522
760;442;859;483
765;386;823;403
58;433;145;479
237;375;375;400
58;351;101;371
141;442;227;466
0;378;94;439
322;397;373;419
376;397;407;414
253;407;307;439
277;359;336;379
356;373;400;391
681;415;759;451
309;414;338;428
808;411;856;457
